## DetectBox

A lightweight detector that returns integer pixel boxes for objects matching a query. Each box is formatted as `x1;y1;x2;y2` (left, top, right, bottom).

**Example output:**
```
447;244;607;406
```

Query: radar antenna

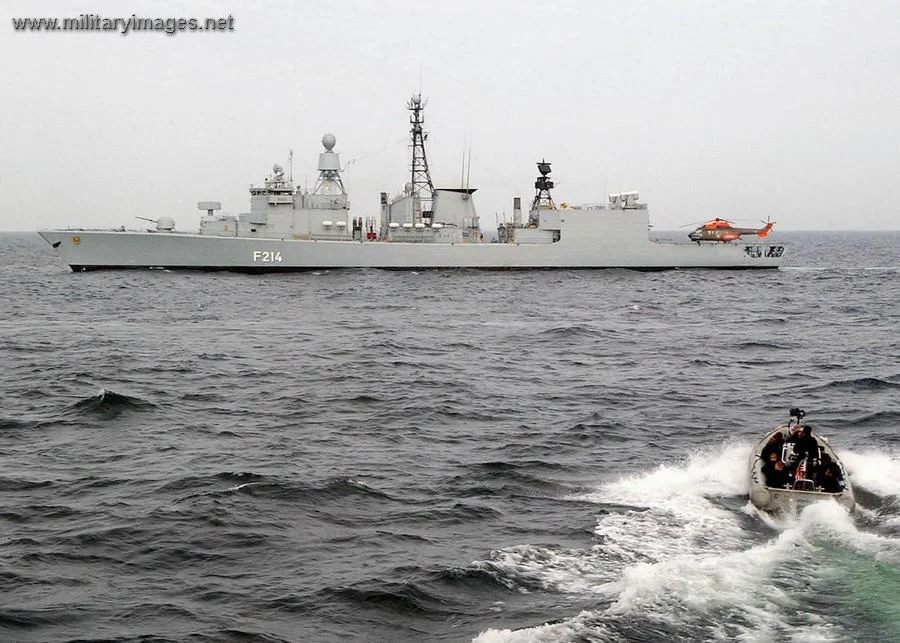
408;93;435;221
312;133;345;195
529;160;555;225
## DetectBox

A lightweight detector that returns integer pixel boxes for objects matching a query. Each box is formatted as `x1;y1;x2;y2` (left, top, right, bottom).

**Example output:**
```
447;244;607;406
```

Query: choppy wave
840;410;900;429
814;376;900;393
67;387;156;416
322;579;450;617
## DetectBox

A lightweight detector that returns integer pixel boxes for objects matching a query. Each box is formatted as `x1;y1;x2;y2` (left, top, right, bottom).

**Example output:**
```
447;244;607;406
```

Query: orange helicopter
686;217;775;243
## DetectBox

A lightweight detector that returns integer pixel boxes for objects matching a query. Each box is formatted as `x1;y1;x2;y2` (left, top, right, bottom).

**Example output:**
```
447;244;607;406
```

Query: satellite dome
322;133;336;151
404;182;414;194
411;94;421;105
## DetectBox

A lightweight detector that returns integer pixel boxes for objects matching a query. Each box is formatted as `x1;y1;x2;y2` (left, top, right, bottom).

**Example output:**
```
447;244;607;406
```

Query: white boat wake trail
474;442;900;643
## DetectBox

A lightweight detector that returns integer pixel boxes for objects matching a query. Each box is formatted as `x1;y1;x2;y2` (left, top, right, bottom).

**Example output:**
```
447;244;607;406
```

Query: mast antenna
461;146;465;187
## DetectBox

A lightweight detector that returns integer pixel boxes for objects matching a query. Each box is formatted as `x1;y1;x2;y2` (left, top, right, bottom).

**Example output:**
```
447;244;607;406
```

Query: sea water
1;231;898;641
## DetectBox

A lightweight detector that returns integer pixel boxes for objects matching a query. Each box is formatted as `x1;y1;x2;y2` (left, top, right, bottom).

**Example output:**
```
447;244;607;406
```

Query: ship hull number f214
252;251;283;263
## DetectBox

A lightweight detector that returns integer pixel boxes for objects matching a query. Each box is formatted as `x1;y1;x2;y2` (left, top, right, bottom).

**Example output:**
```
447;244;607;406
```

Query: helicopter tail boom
755;221;774;238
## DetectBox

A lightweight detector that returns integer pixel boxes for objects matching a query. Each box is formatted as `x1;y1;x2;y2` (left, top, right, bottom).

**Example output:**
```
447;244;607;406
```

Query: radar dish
322;133;336;151
411;94;421;105
537;161;552;176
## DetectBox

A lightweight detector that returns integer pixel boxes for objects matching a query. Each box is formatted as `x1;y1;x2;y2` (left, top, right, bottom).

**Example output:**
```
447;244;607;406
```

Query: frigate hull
38;225;783;272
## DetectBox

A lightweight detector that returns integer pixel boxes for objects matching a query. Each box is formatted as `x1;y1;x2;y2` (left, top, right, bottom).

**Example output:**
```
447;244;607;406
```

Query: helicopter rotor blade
678;219;723;228
679;217;737;228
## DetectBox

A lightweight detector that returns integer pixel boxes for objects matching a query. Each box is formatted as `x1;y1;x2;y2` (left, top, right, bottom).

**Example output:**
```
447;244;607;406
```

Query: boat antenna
289;149;293;184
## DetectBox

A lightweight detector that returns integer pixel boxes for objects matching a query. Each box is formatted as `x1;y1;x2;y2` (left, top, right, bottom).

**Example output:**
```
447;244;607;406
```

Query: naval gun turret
136;215;176;232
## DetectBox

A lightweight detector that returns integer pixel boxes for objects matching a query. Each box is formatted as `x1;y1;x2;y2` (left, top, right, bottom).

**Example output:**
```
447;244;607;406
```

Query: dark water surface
1;231;899;642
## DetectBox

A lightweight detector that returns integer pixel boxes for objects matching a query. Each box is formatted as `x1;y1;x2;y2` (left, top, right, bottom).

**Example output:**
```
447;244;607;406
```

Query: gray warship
39;95;785;271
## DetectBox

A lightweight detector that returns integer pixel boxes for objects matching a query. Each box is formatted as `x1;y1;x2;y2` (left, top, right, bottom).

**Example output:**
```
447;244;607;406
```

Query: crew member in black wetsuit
761;432;786;463
816;453;845;492
787;424;820;476
762;451;792;488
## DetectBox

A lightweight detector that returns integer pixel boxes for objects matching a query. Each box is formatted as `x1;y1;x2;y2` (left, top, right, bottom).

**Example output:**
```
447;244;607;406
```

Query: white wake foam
474;441;900;643
841;448;900;497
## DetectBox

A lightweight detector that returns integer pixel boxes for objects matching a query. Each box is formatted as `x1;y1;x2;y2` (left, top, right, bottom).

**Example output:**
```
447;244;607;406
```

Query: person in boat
786;424;820;475
762;451;792;488
815;452;845;493
761;432;786;462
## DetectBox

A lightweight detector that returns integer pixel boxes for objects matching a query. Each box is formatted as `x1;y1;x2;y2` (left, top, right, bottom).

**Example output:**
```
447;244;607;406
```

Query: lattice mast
408;94;435;221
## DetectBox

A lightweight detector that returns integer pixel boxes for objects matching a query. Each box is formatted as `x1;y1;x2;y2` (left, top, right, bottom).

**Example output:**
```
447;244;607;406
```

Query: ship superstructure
497;161;646;247
378;94;481;244
197;133;353;241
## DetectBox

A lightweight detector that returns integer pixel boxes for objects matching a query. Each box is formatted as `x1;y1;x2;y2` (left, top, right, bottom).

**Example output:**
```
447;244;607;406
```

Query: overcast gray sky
2;0;899;232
